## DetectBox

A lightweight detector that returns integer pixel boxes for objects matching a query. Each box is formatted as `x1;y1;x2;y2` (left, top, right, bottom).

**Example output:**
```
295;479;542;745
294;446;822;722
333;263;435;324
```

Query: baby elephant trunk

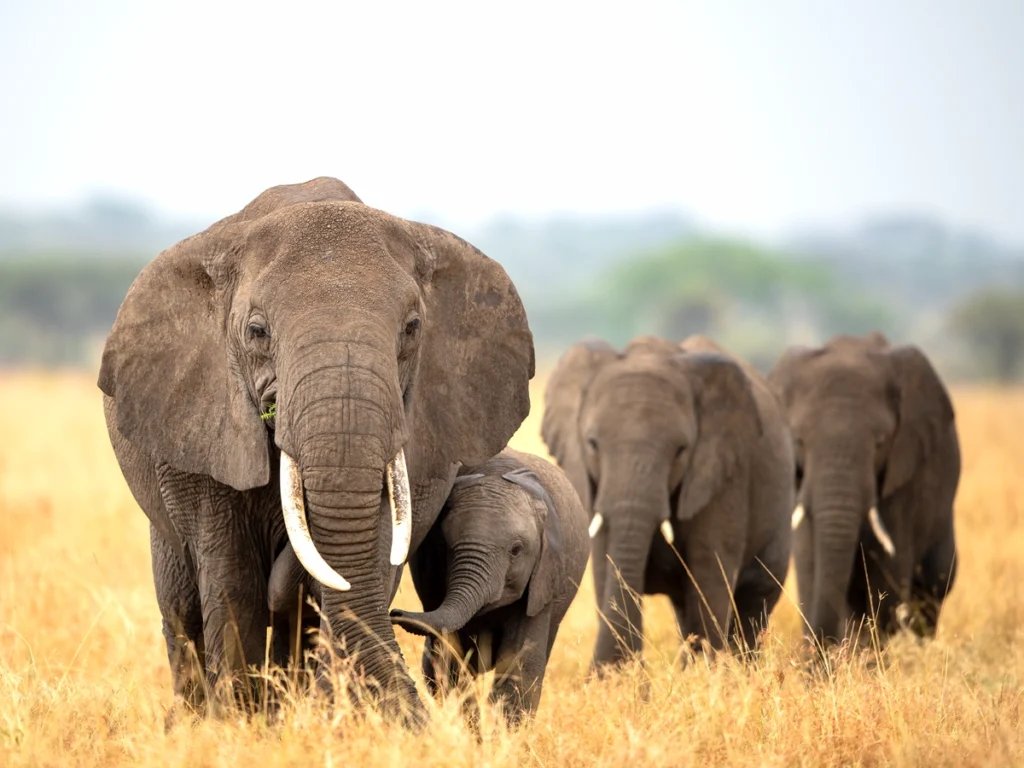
390;548;500;636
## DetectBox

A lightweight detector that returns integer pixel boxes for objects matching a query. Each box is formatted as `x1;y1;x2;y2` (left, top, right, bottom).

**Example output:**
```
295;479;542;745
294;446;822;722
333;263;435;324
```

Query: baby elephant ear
98;228;270;491
502;467;564;618
501;467;550;504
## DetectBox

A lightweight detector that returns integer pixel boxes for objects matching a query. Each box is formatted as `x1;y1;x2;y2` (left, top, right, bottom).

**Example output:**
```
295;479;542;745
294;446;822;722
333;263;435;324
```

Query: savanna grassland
1;371;1022;767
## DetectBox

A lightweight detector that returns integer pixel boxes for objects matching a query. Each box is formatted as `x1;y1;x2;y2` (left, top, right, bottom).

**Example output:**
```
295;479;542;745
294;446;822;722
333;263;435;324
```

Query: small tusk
660;519;675;546
387;448;413;566
868;506;896;557
791;504;805;529
280;451;351;592
588;513;604;538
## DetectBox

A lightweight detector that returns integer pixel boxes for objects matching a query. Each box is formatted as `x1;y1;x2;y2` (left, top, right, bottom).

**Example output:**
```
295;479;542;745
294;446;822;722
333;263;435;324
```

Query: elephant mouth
791;502;896;557
279;448;413;593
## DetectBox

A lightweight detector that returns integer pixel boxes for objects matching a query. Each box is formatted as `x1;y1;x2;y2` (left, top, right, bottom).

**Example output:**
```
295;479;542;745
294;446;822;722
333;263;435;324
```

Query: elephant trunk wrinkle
283;382;416;714
594;516;656;664
808;502;865;644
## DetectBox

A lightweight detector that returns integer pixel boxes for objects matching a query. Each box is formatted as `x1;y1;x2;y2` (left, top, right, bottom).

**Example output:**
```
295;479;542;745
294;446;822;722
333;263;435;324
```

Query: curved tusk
868;506;896;557
660;519;675;546
588;513;604;538
387;448;413;566
280;451;351;592
791;504;805;529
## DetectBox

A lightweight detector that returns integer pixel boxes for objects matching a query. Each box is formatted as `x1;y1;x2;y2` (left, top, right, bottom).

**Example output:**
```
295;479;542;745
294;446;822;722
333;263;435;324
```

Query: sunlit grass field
1;370;1022;766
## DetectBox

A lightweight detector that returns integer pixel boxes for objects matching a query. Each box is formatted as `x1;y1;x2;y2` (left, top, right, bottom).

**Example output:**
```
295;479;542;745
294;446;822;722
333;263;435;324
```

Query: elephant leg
151;526;206;714
847;542;910;647
731;570;783;656
910;523;957;638
731;528;789;655
191;514;272;709
491;613;551;728
680;545;742;653
421;631;464;699
420;636;442;698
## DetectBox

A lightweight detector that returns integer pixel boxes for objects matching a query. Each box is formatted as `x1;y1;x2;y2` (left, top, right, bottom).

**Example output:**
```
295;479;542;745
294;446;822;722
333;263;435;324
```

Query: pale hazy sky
1;0;1022;240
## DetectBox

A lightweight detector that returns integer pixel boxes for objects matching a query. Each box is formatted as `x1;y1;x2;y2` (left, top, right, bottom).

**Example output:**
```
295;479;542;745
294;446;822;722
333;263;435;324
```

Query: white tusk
791;504;805;529
386;448;413;566
588;513;604;538
280;451;351;592
868;506;896;557
660;519;675;546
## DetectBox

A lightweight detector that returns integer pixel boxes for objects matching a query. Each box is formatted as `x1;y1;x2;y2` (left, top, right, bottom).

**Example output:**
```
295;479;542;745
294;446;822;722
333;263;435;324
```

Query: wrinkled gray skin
768;332;959;647
390;448;588;726
542;335;794;671
99;177;534;724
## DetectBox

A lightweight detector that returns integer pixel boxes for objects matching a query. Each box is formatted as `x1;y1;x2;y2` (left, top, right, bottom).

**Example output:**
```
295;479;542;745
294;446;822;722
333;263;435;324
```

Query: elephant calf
388;448;589;726
542;334;794;671
769;332;960;647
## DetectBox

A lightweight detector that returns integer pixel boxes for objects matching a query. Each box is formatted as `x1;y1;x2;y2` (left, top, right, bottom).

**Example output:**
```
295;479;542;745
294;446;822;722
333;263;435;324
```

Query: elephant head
389;461;563;636
768;332;954;644
98;177;534;714
541;335;761;666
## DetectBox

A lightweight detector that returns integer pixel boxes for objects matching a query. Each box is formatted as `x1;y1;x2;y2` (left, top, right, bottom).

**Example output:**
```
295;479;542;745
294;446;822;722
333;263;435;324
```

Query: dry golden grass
1;370;1022;767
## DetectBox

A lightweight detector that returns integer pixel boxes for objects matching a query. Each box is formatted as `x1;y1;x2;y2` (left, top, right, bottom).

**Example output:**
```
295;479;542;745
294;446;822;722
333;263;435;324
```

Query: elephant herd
99;177;960;729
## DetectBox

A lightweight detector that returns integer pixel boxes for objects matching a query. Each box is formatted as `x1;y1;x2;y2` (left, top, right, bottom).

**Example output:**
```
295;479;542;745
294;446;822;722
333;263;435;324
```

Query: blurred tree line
2;200;1024;382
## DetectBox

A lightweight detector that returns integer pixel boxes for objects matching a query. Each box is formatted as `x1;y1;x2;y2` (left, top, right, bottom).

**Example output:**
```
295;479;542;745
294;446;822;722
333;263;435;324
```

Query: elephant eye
675;444;687;459
248;323;269;340
587;437;598;451
404;318;420;337
509;541;524;558
795;462;804;488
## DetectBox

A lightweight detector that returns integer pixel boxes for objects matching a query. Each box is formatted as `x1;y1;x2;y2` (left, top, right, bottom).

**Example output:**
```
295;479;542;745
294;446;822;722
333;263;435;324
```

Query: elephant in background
99;177;534;723
768;332;960;648
541;334;793;670
383;448;588;726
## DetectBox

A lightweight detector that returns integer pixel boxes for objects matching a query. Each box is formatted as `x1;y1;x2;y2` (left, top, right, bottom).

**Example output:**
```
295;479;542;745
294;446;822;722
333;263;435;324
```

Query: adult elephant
768;332;960;648
541;335;793;670
99;177;534;723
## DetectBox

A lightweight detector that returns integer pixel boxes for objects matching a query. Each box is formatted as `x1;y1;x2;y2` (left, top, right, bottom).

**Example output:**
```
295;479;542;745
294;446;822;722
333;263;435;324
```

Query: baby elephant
390;448;589;726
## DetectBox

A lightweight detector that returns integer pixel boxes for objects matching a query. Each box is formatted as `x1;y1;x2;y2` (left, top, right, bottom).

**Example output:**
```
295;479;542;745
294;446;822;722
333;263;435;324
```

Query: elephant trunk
593;513;654;668
807;461;872;646
279;356;423;725
391;547;499;636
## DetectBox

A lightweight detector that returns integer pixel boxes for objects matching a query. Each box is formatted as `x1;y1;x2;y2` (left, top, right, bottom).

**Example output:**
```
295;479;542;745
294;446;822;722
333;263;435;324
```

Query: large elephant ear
539;339;619;509
881;344;954;497
97;227;272;491
398;223;535;468
675;352;763;520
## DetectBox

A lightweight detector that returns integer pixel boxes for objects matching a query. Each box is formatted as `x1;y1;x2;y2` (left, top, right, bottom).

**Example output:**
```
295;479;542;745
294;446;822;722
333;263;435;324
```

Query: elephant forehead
587;364;692;410
798;358;889;402
245;201;416;273
449;476;523;509
245;206;421;312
